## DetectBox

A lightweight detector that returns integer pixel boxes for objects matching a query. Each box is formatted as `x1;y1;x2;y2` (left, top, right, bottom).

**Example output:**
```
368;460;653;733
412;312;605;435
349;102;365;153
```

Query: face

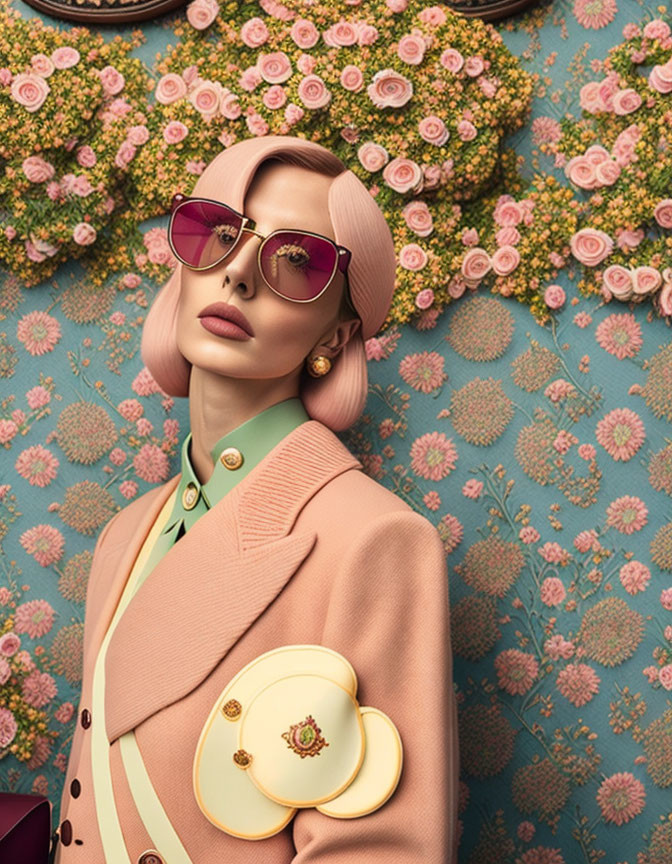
175;160;360;385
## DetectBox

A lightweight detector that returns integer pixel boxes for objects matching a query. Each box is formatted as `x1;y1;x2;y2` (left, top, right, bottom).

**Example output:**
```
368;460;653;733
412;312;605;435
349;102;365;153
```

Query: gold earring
307;355;332;377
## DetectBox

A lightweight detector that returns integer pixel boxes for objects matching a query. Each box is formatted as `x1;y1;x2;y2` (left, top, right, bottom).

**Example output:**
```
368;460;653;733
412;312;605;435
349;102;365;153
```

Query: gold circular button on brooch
182;482;199;510
137;851;164;864
220;447;244;471
222;698;242;720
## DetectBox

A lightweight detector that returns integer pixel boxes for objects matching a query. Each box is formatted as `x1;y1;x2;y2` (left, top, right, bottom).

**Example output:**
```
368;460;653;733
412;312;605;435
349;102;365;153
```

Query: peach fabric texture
56;419;458;863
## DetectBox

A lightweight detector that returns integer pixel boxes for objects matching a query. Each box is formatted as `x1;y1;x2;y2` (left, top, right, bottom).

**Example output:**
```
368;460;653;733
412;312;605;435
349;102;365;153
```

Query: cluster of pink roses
4;46;80;113
140;227;177;268
185;0;219;30
579;70;644;116
602;264;672;313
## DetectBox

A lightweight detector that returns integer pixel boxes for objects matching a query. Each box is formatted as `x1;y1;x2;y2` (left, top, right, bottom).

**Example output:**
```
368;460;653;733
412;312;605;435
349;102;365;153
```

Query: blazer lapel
103;420;362;744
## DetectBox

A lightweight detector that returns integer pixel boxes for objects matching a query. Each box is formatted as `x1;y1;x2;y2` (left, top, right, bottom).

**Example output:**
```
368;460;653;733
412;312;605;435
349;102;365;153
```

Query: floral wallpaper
2;1;672;864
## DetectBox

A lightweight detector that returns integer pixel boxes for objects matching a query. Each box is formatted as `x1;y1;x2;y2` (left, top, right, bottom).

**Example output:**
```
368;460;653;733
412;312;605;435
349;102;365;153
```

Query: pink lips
197;302;254;339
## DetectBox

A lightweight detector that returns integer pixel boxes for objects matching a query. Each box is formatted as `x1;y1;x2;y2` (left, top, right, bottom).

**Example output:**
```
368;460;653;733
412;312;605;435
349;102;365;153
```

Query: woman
54;136;458;864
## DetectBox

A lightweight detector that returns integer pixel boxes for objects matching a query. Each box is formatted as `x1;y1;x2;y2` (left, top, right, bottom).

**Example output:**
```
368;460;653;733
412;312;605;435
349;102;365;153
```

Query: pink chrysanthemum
132;366;163;396
573;0;617;29
596;313;643;360
423;491;441;511
0;707;18;748
19;524;65;566
16;310;62;356
574;529;598;553
531;116;562;146
117;398;143;422
544;635;575;660
409;432;458;482
22;669;57;708
133;444;170;484
26;386;51;409
14;445;59;487
495;648;539;696
596;408;645;461
556;663;600;706
619;560;651;595
398;351;446;393
573;311;592;329
596;772;645;825
437;513;463;553
519;526;540;545
14;598;55;639
462;479;483;499
540;577;566;607
605;495;648;534
538;542;570;565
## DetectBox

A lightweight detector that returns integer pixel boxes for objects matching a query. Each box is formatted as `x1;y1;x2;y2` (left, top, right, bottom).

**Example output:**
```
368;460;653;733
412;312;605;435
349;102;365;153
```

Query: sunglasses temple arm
338;249;351;274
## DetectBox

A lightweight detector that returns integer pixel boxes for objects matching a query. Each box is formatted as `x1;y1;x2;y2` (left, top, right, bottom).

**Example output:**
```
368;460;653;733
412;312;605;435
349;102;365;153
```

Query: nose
218;229;262;299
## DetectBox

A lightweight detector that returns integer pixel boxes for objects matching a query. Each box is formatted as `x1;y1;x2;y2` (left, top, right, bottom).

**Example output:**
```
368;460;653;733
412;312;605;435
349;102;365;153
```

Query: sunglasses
168;194;352;303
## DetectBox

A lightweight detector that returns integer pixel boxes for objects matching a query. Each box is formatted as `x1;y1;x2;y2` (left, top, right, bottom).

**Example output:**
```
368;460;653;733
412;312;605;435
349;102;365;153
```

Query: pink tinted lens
259;232;337;301
170;200;242;269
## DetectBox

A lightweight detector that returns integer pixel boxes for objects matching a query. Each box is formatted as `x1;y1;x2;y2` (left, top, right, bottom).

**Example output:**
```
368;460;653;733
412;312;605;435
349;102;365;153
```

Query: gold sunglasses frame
168;193;352;304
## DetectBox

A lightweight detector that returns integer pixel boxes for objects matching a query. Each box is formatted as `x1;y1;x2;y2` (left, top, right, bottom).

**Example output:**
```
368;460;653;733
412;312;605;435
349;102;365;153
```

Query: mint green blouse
131;397;309;597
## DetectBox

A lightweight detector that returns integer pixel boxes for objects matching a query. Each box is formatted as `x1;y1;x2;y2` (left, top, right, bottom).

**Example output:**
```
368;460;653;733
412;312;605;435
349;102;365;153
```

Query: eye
211;223;238;245
275;243;310;269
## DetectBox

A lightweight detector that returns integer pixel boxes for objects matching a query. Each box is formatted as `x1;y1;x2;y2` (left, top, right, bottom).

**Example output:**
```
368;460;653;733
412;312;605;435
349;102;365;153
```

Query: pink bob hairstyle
140;135;397;432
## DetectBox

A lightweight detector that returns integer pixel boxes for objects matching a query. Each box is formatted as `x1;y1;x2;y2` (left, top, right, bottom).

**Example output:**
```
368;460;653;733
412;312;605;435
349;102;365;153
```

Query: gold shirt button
182;482;199;510
138;851;164;864
220;447;244;470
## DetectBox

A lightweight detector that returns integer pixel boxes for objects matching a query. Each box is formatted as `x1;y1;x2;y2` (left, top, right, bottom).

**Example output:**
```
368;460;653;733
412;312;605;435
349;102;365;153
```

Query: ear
311;316;361;360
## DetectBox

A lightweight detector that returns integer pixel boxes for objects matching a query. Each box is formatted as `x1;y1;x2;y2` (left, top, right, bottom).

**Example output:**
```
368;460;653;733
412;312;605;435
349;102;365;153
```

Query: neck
187;365;301;485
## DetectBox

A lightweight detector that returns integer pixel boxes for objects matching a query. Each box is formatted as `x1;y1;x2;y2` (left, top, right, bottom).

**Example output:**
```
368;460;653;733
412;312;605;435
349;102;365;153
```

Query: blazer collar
88;420;361;743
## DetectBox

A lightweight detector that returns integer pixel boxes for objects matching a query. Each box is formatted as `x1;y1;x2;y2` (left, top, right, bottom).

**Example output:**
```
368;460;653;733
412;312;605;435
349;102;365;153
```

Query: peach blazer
55;419;458;863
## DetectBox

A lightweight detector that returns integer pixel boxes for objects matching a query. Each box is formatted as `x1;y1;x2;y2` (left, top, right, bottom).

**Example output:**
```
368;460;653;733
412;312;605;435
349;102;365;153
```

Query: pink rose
5;225;17;240
284;103;304;125
290;19;319;49
402;200;433;237
263;84;286;109
584;144;610;165
10;73;50;112
357;142;388;173
544;284;566;309
415;288;434;309
649;60;672;94
570;228;613;266
660;665;672;690
99;65;125;97
240;17;269;48
186;0;219;30
155;73;187;105
341;64;364;91
239;66;262;92
461;247;491;282
220;89;241;119
358;24;379;46
440;48;464;73
0;632;20;656
631;265;662;296
246;112;269;136
494;200;523;227
73;222;96;246
579;80;603;113
418;115;449;146
397;34;426;65
127;125;149;146
297;74;331;109
22;156;55;183
457;120;477;141
51;47;80;69
491;245;520;276
189;81;222;116
612;88;642;115
654;198;672;228
479;77;497;99
258;51;292;84
386;0;408;10
71;176;93;197
297;54;316;76
448;276;466;299
617;228;644;251
163;120;189;143
367;68;413;109
496;226;520;246
382;157;423;194
464;55;484;77
399;243;427;271
461;227;479;247
643;19;671;40
659;280;672;316
31;53;54;78
418;6;446;25
323;20;358;47
182;65;199;86
114;140;136;168
76;145;97;168
595;159;621;186
422;164;442;190
603;264;633;299
565;156;598;189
